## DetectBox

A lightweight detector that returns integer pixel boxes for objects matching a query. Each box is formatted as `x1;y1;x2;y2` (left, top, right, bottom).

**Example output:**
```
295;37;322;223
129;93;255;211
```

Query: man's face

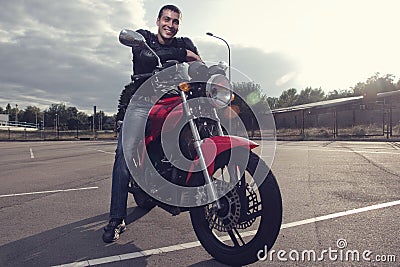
156;9;180;44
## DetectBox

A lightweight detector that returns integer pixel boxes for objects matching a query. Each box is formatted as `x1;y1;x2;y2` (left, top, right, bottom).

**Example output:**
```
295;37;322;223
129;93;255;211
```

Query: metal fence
0;127;116;141
2;96;400;141
0;120;39;129
273;101;400;140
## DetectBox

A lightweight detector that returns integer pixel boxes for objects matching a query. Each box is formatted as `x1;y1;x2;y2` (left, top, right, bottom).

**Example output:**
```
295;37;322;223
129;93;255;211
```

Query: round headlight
205;74;233;108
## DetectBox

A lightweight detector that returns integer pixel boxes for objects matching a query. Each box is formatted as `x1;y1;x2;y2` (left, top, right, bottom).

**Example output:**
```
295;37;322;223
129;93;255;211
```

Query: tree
277;88;298;108
45;103;69;129
7;105;21;122
296;87;325;105
20;106;41;125
326;89;354;100
232;81;273;114
66;106;79;129
352;73;397;99
5;103;11;114
76;111;90;130
103;115;116;130
267;97;279;110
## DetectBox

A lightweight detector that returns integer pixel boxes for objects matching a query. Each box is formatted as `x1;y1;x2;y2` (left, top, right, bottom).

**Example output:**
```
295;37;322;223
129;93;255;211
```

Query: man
103;4;201;243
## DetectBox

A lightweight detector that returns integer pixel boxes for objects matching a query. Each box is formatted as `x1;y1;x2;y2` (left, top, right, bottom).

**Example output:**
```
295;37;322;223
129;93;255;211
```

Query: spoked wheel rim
203;166;264;249
190;149;282;266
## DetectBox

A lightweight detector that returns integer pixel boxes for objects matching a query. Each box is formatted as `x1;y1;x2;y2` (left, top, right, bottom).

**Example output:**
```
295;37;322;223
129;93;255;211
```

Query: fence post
301;110;305;138
332;108;337;139
389;104;393;138
382;104;386;138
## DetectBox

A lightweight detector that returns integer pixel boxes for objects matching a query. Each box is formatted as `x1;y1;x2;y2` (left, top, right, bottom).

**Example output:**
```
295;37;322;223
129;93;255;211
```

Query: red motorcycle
119;29;282;266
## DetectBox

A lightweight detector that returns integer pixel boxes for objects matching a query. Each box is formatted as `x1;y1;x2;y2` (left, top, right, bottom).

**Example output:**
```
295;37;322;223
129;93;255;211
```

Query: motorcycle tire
132;187;156;210
190;149;282;266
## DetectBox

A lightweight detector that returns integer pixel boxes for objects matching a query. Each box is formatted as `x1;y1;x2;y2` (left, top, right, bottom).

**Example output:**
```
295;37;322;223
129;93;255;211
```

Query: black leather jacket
116;29;199;122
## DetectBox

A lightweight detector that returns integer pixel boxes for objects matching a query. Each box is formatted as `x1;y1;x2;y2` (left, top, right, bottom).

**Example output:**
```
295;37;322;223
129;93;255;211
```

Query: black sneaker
102;219;126;243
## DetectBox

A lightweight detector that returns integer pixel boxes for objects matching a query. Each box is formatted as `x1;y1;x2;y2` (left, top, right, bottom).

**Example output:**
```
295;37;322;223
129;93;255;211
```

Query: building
0;114;9;126
272;90;400;139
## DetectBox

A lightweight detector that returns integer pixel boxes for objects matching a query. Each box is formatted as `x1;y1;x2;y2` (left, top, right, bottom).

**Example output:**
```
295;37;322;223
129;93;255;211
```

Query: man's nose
166;20;173;28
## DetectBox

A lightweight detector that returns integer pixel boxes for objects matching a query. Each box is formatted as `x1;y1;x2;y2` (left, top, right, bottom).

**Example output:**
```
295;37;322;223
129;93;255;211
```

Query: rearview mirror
119;29;146;47
119;29;162;68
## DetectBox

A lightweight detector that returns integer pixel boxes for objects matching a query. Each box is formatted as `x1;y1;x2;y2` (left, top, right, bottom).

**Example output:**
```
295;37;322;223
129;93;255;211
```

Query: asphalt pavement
0;140;399;266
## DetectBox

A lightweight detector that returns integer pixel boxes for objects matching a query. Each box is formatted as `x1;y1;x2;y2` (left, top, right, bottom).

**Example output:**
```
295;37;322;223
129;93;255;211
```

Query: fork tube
180;91;221;208
213;108;224;136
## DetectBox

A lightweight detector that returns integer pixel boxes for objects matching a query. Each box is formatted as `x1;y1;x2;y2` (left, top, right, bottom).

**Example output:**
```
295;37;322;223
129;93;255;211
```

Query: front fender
185;136;259;185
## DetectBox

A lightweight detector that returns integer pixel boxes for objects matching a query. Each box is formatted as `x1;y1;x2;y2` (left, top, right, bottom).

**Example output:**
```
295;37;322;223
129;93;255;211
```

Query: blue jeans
109;99;153;220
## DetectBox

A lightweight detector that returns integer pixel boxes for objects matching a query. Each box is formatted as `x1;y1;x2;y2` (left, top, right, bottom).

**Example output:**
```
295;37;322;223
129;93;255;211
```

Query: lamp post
15;104;18;126
55;113;59;139
43;111;45;131
206;32;231;82
206;32;233;135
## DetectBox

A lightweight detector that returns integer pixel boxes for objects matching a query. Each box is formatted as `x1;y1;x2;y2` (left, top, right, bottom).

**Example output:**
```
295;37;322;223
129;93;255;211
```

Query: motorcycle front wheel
129;178;156;210
190;149;282;266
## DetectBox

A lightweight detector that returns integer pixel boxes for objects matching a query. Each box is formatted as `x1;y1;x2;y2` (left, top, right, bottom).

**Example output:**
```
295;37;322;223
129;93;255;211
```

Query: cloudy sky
1;0;399;114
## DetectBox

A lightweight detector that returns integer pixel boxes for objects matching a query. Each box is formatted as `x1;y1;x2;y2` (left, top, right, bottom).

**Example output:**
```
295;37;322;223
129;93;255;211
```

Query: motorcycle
119;29;282;266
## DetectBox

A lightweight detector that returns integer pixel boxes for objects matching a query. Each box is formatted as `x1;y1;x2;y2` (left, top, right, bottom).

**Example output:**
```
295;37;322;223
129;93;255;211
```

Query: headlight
205;74;233;108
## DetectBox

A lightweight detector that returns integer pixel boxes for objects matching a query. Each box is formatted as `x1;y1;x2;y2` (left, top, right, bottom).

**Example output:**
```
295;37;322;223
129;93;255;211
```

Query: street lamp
206;32;233;135
206;32;231;81
55;113;58;131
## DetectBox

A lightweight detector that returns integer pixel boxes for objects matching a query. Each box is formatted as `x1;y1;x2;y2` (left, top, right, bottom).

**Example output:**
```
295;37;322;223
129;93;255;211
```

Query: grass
273;123;400;141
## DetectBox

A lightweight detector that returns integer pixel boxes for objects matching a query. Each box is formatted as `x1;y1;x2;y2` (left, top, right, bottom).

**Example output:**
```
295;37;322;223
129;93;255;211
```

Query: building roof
272;96;363;114
271;90;400;114
377;89;400;98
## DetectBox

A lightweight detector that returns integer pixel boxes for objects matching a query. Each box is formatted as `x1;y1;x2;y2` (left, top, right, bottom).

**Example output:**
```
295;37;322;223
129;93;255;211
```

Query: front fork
180;91;222;209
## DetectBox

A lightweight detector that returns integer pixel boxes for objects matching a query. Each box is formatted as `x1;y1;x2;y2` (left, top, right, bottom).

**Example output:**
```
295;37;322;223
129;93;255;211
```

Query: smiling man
155;5;200;60
156;5;180;43
104;4;201;243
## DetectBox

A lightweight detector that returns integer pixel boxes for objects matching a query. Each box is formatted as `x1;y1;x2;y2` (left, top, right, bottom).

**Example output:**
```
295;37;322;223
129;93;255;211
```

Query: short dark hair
158;4;181;19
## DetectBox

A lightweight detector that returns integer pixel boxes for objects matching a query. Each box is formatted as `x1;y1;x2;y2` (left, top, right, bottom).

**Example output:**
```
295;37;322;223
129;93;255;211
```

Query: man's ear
156;18;160;27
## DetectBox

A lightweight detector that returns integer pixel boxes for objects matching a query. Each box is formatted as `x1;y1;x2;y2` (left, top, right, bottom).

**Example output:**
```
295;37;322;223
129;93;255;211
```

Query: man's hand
186;49;201;62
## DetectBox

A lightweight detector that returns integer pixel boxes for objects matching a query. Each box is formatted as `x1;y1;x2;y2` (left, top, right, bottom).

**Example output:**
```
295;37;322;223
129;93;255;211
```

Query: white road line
0;186;99;198
279;146;400;155
30;148;34;159
53;199;400;267
95;149;115;155
391;142;400;150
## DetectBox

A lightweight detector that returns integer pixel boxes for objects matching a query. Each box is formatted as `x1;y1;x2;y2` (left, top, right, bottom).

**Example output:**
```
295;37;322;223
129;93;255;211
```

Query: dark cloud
0;1;299;115
0;0;143;114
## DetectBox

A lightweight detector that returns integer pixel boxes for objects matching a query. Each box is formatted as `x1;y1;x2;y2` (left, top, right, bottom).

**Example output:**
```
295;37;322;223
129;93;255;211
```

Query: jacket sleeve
136;29;151;40
182;37;200;56
156;37;200;62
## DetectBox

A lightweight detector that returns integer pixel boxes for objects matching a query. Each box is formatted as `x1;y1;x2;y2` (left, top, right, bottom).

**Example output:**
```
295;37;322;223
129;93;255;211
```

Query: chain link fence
0;126;116;141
